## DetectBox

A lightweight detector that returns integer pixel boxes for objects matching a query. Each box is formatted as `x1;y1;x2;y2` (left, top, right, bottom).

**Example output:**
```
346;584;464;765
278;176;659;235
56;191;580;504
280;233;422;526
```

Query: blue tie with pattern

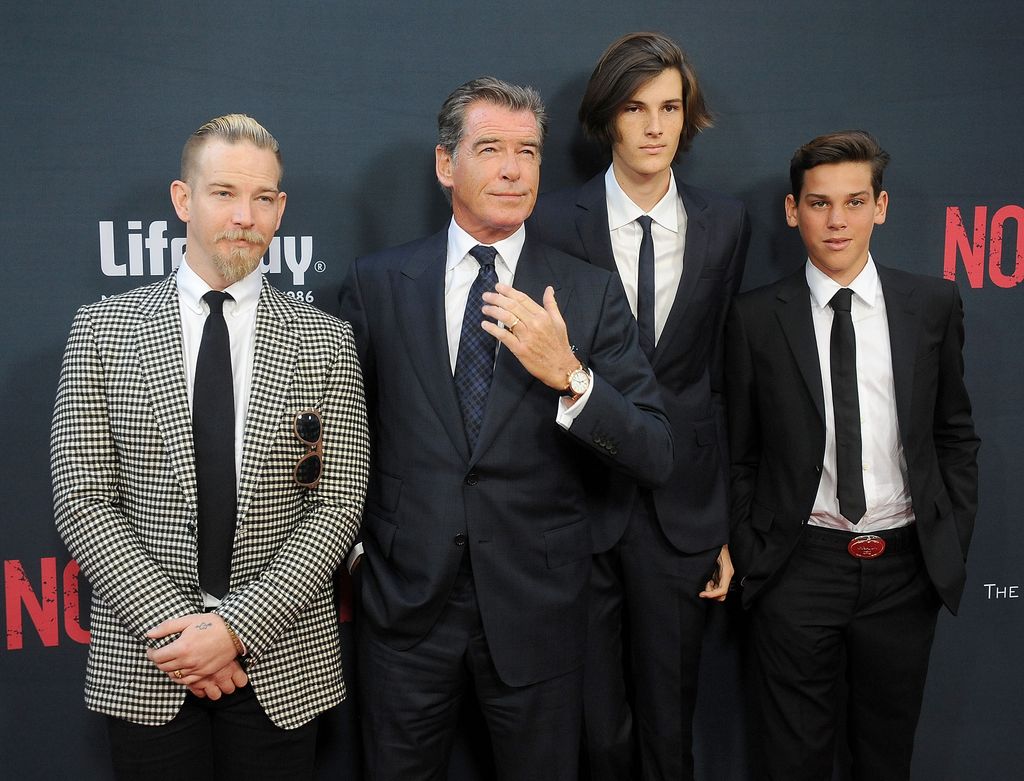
454;245;499;449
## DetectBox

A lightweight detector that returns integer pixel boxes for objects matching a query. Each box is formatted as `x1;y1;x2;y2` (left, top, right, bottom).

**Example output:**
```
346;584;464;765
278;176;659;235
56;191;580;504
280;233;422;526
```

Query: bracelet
223;620;246;658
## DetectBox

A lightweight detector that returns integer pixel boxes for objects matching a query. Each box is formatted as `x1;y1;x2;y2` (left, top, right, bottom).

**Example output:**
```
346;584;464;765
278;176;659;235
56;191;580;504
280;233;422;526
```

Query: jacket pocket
544;519;590;569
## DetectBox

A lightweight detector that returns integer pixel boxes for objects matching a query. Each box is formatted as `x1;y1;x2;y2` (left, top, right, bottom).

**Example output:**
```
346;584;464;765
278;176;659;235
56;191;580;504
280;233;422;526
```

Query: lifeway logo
98;220;317;286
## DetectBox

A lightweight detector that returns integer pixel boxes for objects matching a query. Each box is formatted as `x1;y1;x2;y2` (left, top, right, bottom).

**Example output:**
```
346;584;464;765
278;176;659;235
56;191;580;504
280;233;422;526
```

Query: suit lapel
575;173;616;273
877;266;918;446
237;279;299;521
134;275;199;509
655;178;710;366
775;269;826;422
471;238;565;461
395;230;471;461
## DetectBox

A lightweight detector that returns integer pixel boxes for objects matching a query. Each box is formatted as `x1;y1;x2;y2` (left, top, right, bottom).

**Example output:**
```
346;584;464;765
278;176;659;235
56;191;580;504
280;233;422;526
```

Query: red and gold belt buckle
847;534;886;559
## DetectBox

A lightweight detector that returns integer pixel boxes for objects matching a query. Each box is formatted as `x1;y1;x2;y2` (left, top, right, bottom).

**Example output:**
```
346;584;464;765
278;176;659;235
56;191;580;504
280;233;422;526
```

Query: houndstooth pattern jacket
51;272;370;729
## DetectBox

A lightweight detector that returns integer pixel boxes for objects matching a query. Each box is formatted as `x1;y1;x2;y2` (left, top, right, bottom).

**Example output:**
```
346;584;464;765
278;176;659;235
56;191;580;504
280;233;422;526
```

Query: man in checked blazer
339;77;673;780
51;114;369;778
529;33;749;781
725;131;979;779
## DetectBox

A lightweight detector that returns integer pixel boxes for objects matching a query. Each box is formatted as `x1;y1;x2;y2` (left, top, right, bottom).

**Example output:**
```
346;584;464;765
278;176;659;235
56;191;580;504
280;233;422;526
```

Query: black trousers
584;493;720;781
106;685;319;781
750;525;941;781
358;559;583;781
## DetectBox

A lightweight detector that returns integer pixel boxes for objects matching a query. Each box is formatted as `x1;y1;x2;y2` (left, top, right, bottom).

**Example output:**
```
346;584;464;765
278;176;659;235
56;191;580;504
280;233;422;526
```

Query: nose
646;112;662;136
232;200;255;227
827;205;847;229
500;149;521;181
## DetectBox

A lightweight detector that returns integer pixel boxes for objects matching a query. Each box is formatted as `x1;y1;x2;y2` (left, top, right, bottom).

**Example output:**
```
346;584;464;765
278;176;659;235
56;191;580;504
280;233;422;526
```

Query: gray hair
180;113;283;184
437;77;547;160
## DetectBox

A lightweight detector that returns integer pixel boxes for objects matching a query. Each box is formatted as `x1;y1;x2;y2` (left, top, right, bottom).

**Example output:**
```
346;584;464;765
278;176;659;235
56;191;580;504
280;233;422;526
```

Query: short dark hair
578;31;712;159
181;113;283;184
789;130;890;199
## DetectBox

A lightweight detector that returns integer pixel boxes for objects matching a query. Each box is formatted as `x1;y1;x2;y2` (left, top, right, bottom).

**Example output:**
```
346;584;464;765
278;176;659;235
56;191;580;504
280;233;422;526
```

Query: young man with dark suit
529;32;750;781
725;130;979;780
51;114;370;778
339;77;673;781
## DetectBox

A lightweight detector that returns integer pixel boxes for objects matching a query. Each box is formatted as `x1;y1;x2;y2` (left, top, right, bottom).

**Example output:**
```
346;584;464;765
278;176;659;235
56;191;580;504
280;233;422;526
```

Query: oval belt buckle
848;534;886;559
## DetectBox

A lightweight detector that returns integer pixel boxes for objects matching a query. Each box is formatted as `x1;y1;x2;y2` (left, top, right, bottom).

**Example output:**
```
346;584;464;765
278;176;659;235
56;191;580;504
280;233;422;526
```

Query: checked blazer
51;273;370;728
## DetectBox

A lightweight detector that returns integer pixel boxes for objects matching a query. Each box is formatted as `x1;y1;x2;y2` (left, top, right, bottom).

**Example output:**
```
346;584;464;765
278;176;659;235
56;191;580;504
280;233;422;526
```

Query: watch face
569;368;589;395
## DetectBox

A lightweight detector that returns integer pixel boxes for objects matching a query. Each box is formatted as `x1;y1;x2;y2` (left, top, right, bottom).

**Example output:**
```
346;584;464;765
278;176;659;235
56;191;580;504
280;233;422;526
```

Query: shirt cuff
346;542;365;573
555;369;595;430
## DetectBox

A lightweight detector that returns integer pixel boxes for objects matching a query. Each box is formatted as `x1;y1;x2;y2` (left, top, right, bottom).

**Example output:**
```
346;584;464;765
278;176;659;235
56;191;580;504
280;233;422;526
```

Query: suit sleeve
51;306;196;642
566;272;674;487
933;283;980;557
723;299;759;576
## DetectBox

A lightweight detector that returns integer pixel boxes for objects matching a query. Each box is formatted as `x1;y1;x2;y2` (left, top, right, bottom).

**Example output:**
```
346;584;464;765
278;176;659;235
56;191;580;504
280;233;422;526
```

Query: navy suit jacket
725;264;980;613
339;228;672;686
529;170;750;553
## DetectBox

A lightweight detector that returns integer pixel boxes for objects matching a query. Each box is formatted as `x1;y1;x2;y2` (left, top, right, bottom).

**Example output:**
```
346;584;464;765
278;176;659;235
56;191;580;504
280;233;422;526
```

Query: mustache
215;229;267;245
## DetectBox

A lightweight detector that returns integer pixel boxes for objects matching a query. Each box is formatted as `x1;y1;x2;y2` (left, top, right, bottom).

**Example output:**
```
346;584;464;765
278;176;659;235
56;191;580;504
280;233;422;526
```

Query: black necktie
454;245;499;450
636;215;656;361
828;288;866;525
193;290;237;597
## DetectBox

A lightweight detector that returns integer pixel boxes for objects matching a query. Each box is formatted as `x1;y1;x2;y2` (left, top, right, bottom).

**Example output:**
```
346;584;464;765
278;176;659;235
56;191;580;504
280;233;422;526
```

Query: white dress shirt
605;164;687;345
806;256;914;532
177;257;262;606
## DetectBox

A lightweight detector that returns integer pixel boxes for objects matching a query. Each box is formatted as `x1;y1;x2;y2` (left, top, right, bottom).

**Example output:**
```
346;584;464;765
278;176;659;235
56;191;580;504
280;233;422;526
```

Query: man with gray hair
52;113;370;777
339;77;673;779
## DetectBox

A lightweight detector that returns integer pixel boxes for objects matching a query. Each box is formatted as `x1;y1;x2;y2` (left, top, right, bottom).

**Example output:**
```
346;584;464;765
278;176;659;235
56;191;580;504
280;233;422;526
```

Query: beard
212;229;268;285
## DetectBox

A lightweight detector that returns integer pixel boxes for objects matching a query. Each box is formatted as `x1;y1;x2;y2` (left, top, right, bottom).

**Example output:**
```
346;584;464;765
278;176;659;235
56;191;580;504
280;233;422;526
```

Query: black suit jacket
339;229;673;686
725;264;980;613
529;170;750;553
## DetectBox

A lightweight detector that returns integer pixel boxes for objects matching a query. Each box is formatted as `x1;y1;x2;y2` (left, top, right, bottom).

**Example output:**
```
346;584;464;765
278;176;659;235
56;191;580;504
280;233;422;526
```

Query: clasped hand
146;612;247;699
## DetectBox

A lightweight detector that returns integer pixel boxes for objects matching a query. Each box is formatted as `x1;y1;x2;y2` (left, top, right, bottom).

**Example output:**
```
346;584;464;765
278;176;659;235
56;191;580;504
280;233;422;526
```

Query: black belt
801;524;918;559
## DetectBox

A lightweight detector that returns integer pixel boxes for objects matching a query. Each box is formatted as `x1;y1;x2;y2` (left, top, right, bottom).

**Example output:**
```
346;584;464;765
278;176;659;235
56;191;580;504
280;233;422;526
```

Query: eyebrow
472;137;540;149
803;190;870;200
207;180;280;194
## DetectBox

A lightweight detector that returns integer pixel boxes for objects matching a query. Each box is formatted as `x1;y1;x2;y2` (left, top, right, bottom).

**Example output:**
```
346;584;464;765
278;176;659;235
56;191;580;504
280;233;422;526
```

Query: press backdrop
2;2;1021;778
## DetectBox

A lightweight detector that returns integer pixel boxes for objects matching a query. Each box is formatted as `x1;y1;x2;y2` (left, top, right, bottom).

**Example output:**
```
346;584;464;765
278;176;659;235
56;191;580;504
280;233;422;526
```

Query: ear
170;180;191;222
784;193;799;227
435;145;454;189
873;190;888;225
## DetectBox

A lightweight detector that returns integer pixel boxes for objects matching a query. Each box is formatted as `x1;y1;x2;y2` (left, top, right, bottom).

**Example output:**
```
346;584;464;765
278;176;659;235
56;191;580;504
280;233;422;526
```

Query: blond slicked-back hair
180;113;283;184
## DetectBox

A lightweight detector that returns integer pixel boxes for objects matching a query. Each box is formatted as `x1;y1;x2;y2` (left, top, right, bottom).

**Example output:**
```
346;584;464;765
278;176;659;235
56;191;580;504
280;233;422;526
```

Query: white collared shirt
605;164;687;345
806;256;914;531
176;256;262;491
444;217;592;428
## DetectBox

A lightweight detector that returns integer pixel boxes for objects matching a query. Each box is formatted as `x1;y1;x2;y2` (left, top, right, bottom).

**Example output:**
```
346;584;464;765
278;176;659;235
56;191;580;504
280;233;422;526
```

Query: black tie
194;290;237;597
828;288;866;525
636;216;656;361
454;245;499;450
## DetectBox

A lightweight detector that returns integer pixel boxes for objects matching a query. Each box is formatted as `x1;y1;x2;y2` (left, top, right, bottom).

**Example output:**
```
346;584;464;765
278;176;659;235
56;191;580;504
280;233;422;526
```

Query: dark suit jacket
339;229;673;687
51;275;370;728
529;170;750;553
725;264;980;613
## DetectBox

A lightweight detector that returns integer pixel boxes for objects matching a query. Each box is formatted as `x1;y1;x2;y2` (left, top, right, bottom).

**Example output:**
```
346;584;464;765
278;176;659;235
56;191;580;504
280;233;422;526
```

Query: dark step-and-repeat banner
2;3;1020;778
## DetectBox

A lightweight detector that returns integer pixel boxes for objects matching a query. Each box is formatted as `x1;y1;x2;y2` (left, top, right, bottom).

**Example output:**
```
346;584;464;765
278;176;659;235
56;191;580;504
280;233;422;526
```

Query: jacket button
454;533;467;546
465;473;479;486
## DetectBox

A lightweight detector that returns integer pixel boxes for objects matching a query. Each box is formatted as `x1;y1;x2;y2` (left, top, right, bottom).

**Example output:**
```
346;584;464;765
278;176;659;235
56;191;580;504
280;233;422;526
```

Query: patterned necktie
636;215;656;361
828;288;866;525
193;290;237;596
454;245;499;450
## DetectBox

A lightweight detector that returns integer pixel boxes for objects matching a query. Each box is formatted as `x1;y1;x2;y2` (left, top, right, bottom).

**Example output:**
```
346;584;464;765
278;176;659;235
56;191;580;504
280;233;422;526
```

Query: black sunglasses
293;410;323;489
